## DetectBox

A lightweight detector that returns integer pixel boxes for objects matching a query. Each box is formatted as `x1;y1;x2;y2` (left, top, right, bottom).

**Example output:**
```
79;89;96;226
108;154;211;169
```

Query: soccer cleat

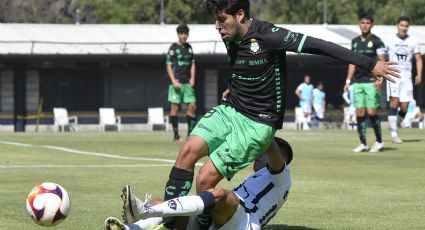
369;142;384;153
121;185;152;224
104;217;127;230
392;136;403;144
147;223;171;230
352;144;368;153
173;135;184;143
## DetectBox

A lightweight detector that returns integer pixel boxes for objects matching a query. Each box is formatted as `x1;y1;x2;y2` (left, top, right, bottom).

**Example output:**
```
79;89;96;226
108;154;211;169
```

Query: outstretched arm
300;36;400;83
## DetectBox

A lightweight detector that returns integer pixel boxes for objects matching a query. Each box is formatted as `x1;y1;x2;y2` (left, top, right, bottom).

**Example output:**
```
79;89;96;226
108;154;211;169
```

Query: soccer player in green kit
166;24;197;142
122;1;400;229
344;13;386;153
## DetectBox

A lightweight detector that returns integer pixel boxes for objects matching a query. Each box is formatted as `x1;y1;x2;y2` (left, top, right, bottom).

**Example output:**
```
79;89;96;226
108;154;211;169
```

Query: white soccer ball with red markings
26;182;70;227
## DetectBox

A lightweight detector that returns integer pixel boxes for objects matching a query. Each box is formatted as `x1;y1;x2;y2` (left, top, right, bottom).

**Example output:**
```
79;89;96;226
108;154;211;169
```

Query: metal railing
0;40;225;55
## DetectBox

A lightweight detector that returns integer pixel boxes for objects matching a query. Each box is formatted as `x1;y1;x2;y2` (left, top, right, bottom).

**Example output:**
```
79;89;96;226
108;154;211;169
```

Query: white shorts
313;104;324;119
300;103;312;114
217;204;260;230
386;77;414;102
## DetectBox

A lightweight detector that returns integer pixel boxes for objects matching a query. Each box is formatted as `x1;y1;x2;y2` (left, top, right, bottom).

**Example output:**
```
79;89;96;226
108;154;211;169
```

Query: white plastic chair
99;108;121;131
53;108;78;132
147;107;169;131
294;107;304;130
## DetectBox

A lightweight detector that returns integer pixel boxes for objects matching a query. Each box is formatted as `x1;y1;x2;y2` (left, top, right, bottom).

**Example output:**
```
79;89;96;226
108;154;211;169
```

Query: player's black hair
176;24;189;33
397;16;410;24
204;0;250;18
274;137;293;164
359;13;374;23
253;137;293;172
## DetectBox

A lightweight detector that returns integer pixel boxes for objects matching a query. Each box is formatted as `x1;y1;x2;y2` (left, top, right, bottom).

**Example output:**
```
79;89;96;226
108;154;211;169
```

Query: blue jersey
407;100;416;114
297;83;313;107
313;88;325;105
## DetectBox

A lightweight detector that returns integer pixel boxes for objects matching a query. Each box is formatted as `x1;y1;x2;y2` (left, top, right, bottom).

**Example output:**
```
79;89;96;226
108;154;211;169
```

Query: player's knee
175;143;200;169
196;172;215;192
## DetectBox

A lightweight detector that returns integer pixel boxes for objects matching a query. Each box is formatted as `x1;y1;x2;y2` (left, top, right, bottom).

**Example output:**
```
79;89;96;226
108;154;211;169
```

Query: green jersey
351;34;385;83
166;42;195;84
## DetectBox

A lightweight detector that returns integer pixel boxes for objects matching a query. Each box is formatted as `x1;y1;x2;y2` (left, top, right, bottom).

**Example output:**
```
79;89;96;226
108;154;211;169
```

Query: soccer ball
26;182;71;227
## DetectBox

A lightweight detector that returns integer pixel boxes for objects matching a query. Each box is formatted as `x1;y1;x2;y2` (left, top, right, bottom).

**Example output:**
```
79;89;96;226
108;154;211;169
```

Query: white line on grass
0;164;174;168
0;141;202;166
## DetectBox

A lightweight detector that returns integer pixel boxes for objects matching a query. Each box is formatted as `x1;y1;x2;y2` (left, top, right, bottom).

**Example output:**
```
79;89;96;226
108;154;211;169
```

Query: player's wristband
345;79;351;85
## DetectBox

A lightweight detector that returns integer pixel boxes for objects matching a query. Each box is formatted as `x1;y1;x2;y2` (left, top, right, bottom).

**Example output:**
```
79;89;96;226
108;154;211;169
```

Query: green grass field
1;129;424;230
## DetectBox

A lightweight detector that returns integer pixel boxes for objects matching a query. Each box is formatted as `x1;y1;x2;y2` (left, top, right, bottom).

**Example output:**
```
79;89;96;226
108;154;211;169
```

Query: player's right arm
166;46;181;89
344;40;356;92
345;64;355;92
295;84;303;100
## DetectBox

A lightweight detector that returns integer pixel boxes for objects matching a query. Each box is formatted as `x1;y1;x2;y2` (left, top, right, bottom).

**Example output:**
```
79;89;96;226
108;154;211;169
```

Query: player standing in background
295;75;314;130
166;24;197;142
342;84;357;130
147;1;399;229
312;81;326;129
344;13;386;153
385;16;423;143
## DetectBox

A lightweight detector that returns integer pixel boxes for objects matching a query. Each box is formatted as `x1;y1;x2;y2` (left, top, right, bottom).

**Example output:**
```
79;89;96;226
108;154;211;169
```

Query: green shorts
168;83;196;104
190;105;276;180
353;82;381;109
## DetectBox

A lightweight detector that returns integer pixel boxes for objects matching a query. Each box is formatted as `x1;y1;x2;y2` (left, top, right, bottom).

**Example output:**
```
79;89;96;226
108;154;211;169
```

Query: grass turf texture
0;129;424;230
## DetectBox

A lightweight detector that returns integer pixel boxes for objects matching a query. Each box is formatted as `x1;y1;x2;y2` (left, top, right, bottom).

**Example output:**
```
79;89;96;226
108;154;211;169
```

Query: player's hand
221;88;229;101
371;61;400;84
343;84;350;92
374;80;382;90
173;81;181;89
189;78;195;87
415;75;422;85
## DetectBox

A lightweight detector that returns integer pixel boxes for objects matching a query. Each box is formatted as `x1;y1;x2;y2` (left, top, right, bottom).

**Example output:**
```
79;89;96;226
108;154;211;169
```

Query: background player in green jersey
152;1;400;229
166;24;197;142
344;13;386;153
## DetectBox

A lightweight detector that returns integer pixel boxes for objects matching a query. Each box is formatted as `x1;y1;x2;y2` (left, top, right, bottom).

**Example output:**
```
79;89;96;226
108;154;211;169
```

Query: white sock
144;196;205;218
129;217;163;230
388;116;398;136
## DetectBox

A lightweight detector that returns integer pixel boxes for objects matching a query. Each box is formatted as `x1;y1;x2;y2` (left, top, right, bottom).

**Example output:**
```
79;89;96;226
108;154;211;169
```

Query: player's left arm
266;27;399;82
190;61;196;87
414;53;423;85
374;38;387;88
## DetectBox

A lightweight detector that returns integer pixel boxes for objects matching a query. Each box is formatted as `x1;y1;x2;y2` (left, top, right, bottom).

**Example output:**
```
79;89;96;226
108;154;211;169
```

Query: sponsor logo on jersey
250;38;261;54
271;27;280;33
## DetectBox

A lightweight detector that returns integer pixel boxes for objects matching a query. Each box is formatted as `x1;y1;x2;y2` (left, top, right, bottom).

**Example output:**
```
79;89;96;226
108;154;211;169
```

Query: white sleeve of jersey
269;165;290;187
413;38;421;54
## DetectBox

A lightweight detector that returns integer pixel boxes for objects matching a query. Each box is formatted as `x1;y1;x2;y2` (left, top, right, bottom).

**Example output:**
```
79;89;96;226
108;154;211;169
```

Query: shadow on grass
402;139;423;143
264;224;321;230
382;147;398;151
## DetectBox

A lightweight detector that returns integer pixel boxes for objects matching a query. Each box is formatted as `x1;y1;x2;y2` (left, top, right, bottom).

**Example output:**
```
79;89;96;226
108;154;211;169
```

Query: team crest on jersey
169;50;175;56
188;47;192;53
250;38;261;54
367;41;373;48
